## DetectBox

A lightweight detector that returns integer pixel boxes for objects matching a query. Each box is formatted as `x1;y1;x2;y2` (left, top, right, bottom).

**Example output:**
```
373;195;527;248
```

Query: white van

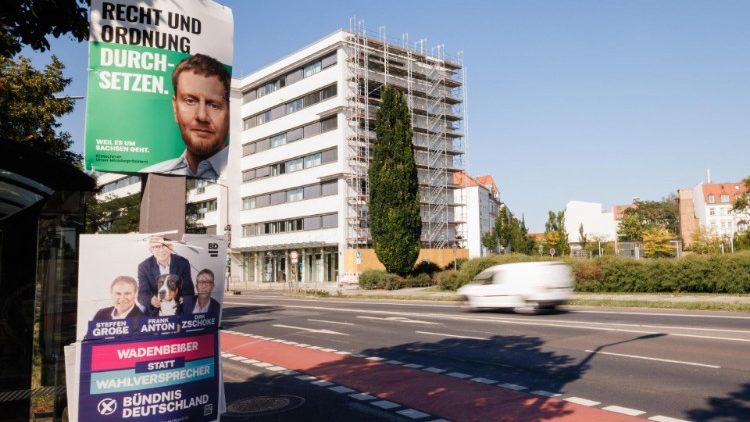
457;261;574;313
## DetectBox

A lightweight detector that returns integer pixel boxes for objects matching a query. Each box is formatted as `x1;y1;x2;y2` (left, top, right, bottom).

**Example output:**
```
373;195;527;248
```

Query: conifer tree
368;85;421;275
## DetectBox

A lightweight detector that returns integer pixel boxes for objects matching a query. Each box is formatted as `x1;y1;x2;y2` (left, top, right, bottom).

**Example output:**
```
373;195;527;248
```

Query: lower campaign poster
72;234;227;422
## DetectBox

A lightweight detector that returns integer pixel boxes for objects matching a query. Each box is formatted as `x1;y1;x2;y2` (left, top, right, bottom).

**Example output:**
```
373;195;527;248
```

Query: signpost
549;248;556;257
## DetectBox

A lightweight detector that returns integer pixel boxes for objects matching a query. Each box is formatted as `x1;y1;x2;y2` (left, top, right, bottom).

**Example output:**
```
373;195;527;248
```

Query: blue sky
26;0;749;232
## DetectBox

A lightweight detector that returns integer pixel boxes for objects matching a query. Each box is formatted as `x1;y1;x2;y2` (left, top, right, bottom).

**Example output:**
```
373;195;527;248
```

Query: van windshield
471;269;494;284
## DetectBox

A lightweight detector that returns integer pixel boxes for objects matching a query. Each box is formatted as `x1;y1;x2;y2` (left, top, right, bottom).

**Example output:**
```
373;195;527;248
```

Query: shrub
437;270;466;291
404;273;432;288
359;270;396;290
443;258;468;271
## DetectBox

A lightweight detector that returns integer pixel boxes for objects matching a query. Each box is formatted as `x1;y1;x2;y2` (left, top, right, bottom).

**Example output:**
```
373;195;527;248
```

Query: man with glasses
186;268;221;317
137;236;194;316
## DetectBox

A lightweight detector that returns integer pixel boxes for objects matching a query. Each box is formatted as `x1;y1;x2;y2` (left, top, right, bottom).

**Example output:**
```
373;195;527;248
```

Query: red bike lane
221;331;641;422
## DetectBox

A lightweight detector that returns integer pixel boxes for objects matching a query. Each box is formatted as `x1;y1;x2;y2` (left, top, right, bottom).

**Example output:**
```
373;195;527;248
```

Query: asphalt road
219;293;750;421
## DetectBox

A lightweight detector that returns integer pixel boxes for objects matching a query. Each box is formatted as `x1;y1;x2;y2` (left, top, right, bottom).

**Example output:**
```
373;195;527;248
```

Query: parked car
457;261;574;313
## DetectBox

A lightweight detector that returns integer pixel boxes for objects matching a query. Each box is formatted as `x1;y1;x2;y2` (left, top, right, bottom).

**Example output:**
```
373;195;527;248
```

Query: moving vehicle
457;261;574;313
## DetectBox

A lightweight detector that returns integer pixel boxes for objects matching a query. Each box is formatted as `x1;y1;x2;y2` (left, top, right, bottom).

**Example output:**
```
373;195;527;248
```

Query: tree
481;231;498;254
642;227;675;257
578;223;588;250
86;193;140;233
689;226;722;254
732;176;750;219
544;210;569;255
368;85;421;275
618;212;643;241
618;197;678;241
0;55;81;164
1;0;89;58
493;205;512;252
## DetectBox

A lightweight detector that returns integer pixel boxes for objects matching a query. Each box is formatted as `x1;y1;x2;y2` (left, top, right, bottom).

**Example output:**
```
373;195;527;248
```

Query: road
219;292;750;421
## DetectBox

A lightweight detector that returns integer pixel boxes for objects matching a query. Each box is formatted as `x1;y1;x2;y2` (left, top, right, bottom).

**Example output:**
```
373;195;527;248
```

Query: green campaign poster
85;0;233;179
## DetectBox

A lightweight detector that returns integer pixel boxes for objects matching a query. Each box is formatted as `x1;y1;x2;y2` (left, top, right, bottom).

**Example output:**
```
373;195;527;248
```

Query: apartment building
686;181;748;241
453;172;500;257
232;27;467;283
564;200;618;246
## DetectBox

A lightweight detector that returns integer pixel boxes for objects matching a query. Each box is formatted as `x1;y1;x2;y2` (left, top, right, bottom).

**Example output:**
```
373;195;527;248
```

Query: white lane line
498;383;526;391
253;362;272;368
366;356;385;361
311;380;334;387
564;397;601;406
330;386;355;394
531;390;560;397
224;303;750;342
572;309;750;320
602;405;645;416
350;393;376;401
295;375;316;381
397;408;431;419
423;367;447;374
358;316;438;325
471;377;498;384
404;363;424;369
371;400;400;410
385;360;404;365
584;349;721;369
648;416;691;422
447;372;472;379
272;324;349;336
415;331;487;340
308;319;355;326
267;366;287;372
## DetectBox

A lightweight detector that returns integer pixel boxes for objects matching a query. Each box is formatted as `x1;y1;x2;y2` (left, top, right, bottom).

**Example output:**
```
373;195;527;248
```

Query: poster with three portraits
69;234;228;422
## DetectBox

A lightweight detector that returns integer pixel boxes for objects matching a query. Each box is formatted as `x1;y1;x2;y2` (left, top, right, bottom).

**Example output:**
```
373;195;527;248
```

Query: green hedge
438;254;552;291
358;270;403;290
569;252;750;293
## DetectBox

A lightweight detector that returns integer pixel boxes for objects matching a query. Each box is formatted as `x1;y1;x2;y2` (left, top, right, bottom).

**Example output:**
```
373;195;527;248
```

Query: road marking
272;324;349;336
385;360;404;365
530;390;560;397
415;331;487;340
397;408;431;419
227;302;750;342
330;386;355;394
358;315;438;325
423;367;447;373
648;416;691;422
404;363;424;369
295;375;316;381
584;349;721;368
471;377;498;384
308;319;355;326
447;372;472;379
350;392;376;401
564;397;601;406
371;400;400;409
572;309;750;320
311;380;334;387
498;383;526;391
602;405;645;416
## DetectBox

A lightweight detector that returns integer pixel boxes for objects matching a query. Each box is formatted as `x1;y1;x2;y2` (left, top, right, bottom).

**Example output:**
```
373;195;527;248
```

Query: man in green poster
143;54;231;179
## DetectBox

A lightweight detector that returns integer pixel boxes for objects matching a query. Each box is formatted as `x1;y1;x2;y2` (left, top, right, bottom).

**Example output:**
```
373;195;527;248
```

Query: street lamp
203;180;231;290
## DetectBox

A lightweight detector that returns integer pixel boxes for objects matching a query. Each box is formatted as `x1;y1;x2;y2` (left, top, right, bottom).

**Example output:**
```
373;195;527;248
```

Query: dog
156;274;183;316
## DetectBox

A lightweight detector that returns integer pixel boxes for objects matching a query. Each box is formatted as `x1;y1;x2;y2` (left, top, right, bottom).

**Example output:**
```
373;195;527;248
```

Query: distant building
453;172;500;257
564;201;617;246
679;181;749;246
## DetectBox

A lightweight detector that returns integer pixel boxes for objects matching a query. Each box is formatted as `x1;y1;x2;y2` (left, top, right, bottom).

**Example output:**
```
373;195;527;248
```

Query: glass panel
304;61;322;77
304;153;321;169
287;127;303;142
304;216;321;230
321;181;337;196
321;53;337;68
270;134;287;148
304;184;321;199
321;148;337;164
287;188;303;202
322;213;338;228
303;122;321;138
320;116;337;132
287;158;303;172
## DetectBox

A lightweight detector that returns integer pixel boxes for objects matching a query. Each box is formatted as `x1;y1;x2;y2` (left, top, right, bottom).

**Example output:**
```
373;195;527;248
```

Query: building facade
688;181;748;240
453;172;500;258
232;28;467;283
564;200;618;246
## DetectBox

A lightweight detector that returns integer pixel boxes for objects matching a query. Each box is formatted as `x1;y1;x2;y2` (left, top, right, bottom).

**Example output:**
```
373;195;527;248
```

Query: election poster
69;234;227;422
84;0;233;179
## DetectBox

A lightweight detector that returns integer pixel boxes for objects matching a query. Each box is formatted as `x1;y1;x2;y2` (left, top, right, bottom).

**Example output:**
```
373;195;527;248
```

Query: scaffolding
344;20;465;250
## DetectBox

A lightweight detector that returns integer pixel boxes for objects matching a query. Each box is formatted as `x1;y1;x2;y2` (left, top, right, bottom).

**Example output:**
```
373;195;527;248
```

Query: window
304;153;321;169
321;53;337;69
304;121;321;138
322;213;338;229
709;207;715;216
255;195;270;208
242;197;255;210
287;188;303;202
289;218;303;231
287;127;303;142
287;158;303;172
242;143;256;156
708;194;715;203
321;181;337;196
304;184;321;199
287;98;303;114
270;191;286;206
304;216;321;230
720;207;726;216
304;61;322;77
320;84;337;100
721;194;730;203
271;163;286;176
320;116;337;132
270;134;287;148
242;89;257;103
242;224;256;237
321;148;337;164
